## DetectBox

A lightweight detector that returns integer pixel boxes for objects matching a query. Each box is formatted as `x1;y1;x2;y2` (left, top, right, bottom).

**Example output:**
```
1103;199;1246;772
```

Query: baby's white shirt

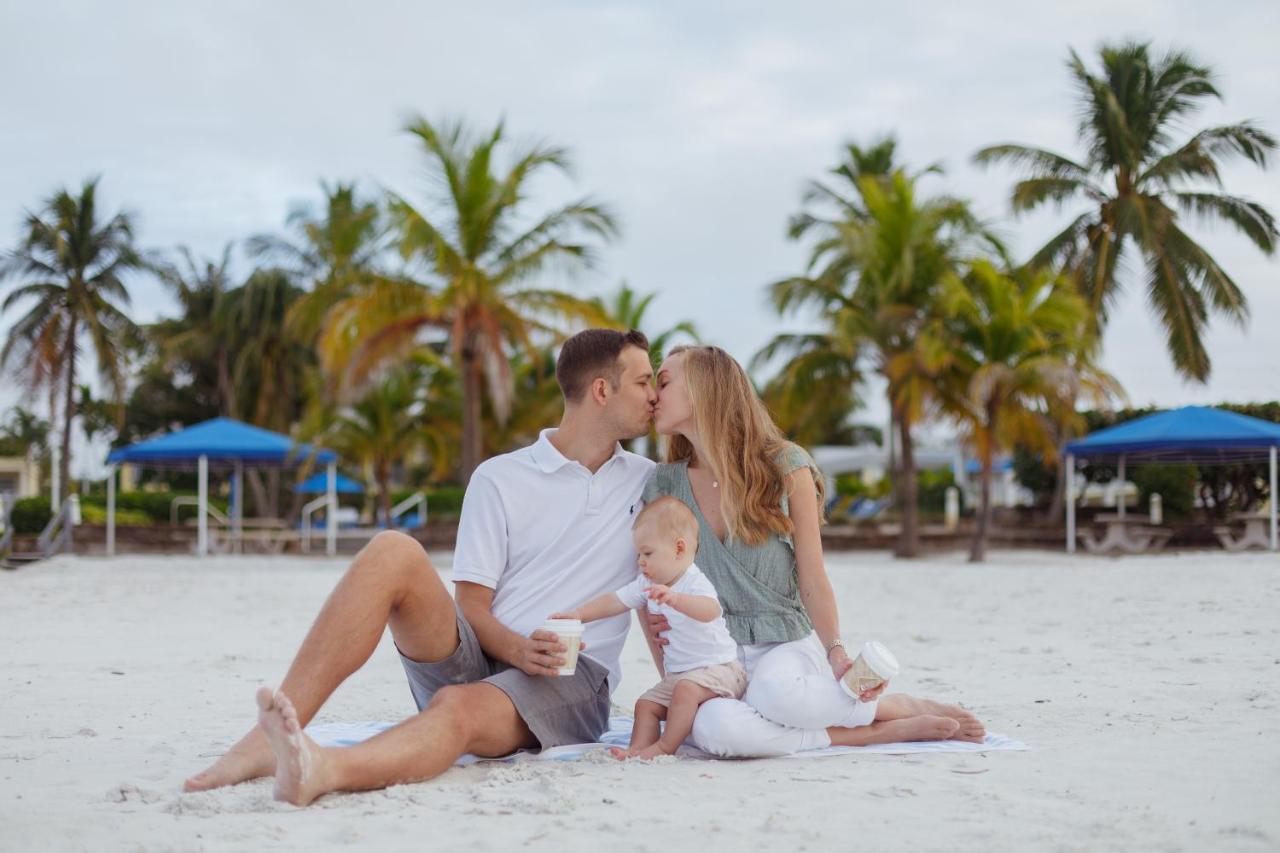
614;563;739;673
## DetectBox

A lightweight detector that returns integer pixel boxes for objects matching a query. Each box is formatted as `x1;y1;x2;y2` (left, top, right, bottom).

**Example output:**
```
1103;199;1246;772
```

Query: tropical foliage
975;41;1277;381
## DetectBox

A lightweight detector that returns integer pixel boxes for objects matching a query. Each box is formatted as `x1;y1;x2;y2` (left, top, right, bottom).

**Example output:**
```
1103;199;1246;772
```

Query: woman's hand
828;644;854;682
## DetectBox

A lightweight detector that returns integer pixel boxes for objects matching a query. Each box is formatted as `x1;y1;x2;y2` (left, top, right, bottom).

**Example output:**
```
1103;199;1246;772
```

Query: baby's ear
674;537;687;555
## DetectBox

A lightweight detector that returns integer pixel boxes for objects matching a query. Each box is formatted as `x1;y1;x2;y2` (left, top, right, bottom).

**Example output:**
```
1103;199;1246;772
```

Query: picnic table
1213;513;1273;552
1079;513;1173;555
212;519;300;555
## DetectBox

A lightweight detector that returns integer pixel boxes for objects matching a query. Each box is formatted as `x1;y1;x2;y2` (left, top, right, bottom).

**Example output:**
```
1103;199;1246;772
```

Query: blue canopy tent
1063;406;1280;553
294;472;364;494
105;418;339;556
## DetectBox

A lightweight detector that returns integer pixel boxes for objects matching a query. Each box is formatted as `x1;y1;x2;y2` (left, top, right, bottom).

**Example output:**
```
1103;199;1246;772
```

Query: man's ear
590;375;610;406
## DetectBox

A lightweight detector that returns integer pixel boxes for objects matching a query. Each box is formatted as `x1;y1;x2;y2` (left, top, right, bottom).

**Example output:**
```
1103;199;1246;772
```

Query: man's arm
455;581;567;677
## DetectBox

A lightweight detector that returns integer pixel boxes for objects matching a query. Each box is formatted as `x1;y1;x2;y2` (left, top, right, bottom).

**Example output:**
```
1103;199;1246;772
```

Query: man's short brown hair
556;328;650;403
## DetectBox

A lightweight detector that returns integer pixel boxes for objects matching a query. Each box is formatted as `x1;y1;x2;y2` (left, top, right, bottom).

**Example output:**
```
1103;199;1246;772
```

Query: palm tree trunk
378;461;392;527
217;346;236;418
59;317;78;503
460;338;483;485
970;451;993;563
894;411;920;558
246;468;270;518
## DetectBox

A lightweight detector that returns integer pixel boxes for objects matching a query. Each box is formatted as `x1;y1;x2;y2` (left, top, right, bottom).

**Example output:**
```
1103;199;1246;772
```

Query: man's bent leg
262;682;535;806
185;531;458;791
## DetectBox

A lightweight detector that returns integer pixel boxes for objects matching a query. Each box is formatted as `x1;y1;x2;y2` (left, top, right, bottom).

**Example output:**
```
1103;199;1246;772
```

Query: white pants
690;632;879;758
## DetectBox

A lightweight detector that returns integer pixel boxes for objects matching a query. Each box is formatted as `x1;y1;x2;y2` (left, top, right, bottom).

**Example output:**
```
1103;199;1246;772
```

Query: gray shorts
399;604;611;750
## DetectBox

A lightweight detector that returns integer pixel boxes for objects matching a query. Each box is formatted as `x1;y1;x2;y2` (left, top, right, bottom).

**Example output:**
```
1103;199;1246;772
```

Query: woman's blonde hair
664;345;826;546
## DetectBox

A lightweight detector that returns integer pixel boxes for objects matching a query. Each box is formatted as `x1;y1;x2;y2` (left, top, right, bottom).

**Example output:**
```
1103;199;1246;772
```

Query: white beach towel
306;716;1027;765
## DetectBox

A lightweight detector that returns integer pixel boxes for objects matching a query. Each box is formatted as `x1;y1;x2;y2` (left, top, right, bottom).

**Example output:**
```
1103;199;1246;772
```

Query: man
184;329;657;805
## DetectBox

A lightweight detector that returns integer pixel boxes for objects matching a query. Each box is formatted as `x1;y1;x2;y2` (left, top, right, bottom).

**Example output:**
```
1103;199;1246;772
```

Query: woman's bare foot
256;686;330;806
879;695;987;743
630;741;677;760
881;715;961;742
183;730;274;792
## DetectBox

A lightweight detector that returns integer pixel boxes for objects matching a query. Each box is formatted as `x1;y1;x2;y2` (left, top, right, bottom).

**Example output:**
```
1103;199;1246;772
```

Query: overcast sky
2;0;1278;476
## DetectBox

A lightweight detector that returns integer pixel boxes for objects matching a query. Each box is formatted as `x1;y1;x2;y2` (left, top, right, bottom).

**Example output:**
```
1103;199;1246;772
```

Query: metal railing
0;493;14;561
170;496;230;527
36;496;78;559
300;494;331;554
389;492;427;529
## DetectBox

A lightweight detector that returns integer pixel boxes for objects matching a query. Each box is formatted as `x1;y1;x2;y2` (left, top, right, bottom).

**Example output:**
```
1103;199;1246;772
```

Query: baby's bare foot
630;741;678;760
256;687;329;806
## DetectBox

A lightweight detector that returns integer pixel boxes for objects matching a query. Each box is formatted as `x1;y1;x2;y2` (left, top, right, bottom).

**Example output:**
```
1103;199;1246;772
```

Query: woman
643;345;985;757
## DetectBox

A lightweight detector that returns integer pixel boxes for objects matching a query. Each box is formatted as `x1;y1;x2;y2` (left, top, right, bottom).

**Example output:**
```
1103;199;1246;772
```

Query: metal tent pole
198;454;209;557
1066;453;1076;554
106;464;116;557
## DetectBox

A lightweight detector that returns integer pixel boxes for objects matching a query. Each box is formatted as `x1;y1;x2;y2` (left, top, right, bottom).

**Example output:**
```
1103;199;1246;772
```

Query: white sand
2;549;1278;852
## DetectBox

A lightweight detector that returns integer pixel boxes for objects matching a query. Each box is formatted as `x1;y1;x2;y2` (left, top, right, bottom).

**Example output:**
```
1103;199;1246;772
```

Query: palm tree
0;178;146;500
247;182;389;344
152;244;238;417
752;316;864;450
317;116;617;483
219;268;312;435
592;282;699;458
975;41;1277;381
940;262;1120;562
318;368;427;526
771;153;999;556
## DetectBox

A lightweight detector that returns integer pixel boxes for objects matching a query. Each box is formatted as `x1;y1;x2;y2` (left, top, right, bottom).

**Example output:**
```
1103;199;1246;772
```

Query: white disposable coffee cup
542;619;584;676
840;640;900;700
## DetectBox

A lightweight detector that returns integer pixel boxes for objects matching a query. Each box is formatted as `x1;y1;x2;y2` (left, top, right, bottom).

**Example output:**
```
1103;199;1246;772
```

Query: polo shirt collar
531;428;627;474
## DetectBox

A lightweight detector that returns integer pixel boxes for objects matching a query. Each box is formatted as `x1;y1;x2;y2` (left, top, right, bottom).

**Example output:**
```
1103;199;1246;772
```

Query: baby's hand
646;584;675;605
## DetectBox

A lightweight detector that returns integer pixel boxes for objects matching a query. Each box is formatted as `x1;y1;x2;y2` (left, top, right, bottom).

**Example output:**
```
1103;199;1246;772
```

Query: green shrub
1131;463;1198;518
10;496;52;534
80;504;152;526
81;490;228;523
917;468;957;515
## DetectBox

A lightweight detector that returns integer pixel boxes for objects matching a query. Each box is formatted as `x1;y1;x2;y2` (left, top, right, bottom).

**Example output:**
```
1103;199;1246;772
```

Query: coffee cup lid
543;618;583;634
861;641;899;679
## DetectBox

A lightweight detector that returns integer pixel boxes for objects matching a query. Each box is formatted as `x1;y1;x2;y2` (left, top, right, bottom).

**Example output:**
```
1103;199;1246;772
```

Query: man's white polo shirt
451;428;655;693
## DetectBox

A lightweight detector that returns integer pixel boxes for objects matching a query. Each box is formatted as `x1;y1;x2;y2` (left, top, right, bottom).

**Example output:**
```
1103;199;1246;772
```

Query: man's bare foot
256;686;330;806
183;730;274;792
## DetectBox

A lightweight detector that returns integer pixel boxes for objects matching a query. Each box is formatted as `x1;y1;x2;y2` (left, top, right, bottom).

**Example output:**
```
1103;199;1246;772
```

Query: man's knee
424;685;481;738
353;530;433;582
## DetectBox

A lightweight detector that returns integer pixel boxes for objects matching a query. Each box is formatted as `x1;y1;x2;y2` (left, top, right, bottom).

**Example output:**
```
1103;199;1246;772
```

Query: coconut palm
317;116;617;483
771;161;999;556
974;41;1277;381
152;244;238;417
318;368;427;526
0;178;147;500
218;268;313;435
940;262;1121;562
247;181;389;344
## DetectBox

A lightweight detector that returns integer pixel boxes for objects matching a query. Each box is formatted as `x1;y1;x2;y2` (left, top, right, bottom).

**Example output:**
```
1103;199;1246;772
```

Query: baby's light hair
633;496;699;548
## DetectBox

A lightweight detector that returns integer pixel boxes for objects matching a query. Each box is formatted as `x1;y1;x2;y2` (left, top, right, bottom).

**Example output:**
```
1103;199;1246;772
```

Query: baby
552;496;746;759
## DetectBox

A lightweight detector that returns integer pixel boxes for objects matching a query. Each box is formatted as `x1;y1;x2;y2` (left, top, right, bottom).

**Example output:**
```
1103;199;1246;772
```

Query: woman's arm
789;469;888;700
787;469;855;679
